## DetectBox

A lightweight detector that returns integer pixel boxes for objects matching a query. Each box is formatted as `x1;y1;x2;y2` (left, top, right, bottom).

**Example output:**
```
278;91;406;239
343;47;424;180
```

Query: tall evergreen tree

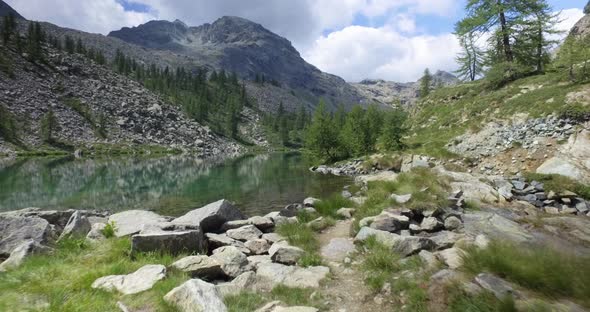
41;107;60;143
305;100;338;160
1;13;16;44
378;109;408;151
341;106;368;157
419;68;433;98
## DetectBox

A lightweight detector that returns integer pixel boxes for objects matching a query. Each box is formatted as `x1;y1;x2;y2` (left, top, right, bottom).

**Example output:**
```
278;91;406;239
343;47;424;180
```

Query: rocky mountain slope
108;16;365;112
0;33;241;157
351;70;459;108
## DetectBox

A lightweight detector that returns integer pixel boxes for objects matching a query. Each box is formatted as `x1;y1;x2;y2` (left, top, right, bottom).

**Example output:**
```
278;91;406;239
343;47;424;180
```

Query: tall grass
275;222;322;267
462;241;590;307
524;173;590;200
314;194;355;217
0;237;189;312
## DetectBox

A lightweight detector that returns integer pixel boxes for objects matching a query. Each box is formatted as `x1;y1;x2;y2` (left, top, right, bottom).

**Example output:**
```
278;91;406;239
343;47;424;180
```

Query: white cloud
304;25;461;82
6;0;153;35
556;8;585;34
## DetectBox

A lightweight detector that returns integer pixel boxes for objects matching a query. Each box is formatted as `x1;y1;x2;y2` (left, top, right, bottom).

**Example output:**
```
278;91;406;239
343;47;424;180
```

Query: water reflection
0;153;351;216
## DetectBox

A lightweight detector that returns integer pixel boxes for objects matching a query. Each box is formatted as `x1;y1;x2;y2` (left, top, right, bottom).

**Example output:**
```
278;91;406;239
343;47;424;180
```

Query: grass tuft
275;222;321;267
462;241;590;307
523;172;590;200
313;194;355;217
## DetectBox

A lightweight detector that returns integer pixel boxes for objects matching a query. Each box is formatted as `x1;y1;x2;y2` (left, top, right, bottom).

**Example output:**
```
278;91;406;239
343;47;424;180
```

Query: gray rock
336;208;355;219
0;215;53;258
244;239;271;255
164;279;228;312
370;212;410;232
108;210;169;237
131;229;207;255
210;246;250;278
255;301;318;312
92;265;166;295
171;255;224;280
418;250;439;269
463;212;532;243
205;233;250;253
59;211;91;240
256;262;329;289
498;186;513;201
247;255;272;266
172;199;245;233
261;233;286;244
394;236;435;257
444;216;462;231
269;243;304;265
420;217;444;232
216;271;258;297
430;231;463;250
0;240;49;272
474;273;520;300
86;223;107;242
511;180;526;190
320;238;355;262
248;216;275;232
279;203;304;217
391;193;412;204
303;197;321;207
226;225;263;242
221;220;251;231
437;248;464;269
354;227;401;249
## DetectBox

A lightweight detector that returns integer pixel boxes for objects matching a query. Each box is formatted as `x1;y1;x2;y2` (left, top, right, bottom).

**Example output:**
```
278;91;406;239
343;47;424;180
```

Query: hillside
0;28;242;157
352;70;459;108
109;16;364;112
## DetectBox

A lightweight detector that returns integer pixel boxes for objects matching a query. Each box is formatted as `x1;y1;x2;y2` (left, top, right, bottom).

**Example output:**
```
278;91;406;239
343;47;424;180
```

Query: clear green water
0;152;351;217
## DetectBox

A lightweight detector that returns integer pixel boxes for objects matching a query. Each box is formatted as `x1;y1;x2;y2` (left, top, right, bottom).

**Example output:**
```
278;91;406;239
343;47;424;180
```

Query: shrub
101;222;116;238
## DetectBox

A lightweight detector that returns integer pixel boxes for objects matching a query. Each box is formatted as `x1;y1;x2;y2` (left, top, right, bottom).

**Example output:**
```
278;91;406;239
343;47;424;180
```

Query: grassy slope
407;71;590;159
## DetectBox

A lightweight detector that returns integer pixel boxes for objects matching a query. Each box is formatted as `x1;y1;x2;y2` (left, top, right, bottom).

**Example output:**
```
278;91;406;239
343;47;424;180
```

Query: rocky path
317;220;394;312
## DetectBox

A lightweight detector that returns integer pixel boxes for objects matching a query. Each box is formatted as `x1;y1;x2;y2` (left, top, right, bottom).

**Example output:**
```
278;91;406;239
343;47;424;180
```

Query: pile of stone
310;159;367;176
448;116;578;158
495;178;590;216
353;191;468;269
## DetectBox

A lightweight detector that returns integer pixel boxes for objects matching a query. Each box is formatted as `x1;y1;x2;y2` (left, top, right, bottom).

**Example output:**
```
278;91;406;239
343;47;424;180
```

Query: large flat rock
131;229;207;255
164;279;227;312
256;262;329;289
0;215;53;257
108;210;169;237
463;212;531;243
172;199;245;233
92;264;166;295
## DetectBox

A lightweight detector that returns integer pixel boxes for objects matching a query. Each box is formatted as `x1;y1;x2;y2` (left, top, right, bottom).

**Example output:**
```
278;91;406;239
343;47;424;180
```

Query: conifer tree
456;32;484;81
419;68;433;98
305;100;338;160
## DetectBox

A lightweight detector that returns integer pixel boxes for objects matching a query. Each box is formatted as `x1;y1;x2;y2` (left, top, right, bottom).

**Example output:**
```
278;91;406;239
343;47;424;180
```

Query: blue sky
7;0;588;82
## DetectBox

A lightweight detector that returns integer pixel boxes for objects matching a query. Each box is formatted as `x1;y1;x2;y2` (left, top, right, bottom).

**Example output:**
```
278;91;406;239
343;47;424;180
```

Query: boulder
261;233;286;244
256;262;329;289
462;212;532;243
391;193;412;204
245;239;271;255
210;246;250;278
172;199;245;233
164;279;227;312
131;229;207;255
303;197;321;208
370;212;409;232
394;236;435;257
248;216;275;232
279;204;304;217
59;211;91;240
420;217;444;232
269;243;304;265
336;208;356;219
108;210;169;237
86;223;107;242
0;240;49;272
221;220;250;231
247;255;273;266
0;215;53;257
474;273;520;300
354;227;401;249
437;248;464;269
226;225;263;242
429;231;463;250
418;250;439;269
216;271;258;297
91;265;166;295
444;216;462;231
171;255;224;280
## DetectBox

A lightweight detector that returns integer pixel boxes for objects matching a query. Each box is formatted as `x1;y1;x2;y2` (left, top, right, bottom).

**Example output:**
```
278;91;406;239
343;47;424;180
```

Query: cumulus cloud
5;0;153;35
304;25;461;82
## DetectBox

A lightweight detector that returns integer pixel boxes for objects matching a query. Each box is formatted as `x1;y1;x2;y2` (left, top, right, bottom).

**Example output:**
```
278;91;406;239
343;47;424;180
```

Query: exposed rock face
91;264;166;295
256;262;330;289
164;279;228;312
537;129;590;184
571;12;590;37
462;212;532;243
474;273;520;300
0;0;23;19
351;71;458;108
108;16;364;112
172;199;246;233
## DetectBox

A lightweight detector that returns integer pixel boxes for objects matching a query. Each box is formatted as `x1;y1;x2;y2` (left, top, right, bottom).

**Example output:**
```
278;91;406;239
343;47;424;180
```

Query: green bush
101;222;116;238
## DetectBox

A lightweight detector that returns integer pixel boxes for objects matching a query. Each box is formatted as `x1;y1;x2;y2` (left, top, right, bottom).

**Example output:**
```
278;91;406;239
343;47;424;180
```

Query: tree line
304;101;408;162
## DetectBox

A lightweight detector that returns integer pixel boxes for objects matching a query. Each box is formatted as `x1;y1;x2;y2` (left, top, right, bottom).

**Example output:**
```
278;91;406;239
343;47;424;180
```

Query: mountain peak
0;0;24;19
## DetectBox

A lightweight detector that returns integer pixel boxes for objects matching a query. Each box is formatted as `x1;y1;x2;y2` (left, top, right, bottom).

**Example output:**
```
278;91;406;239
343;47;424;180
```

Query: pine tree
41;107;60;143
456;32;484;81
26;22;44;61
364;104;383;152
585;1;590;14
305;100;339;160
295;105;307;130
341;106;368;157
1;13;16;44
419;68;433;98
75;38;86;54
378;109;408;151
64;35;75;53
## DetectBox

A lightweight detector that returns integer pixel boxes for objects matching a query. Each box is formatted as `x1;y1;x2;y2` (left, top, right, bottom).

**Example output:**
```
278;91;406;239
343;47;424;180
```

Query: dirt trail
317;220;395;312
